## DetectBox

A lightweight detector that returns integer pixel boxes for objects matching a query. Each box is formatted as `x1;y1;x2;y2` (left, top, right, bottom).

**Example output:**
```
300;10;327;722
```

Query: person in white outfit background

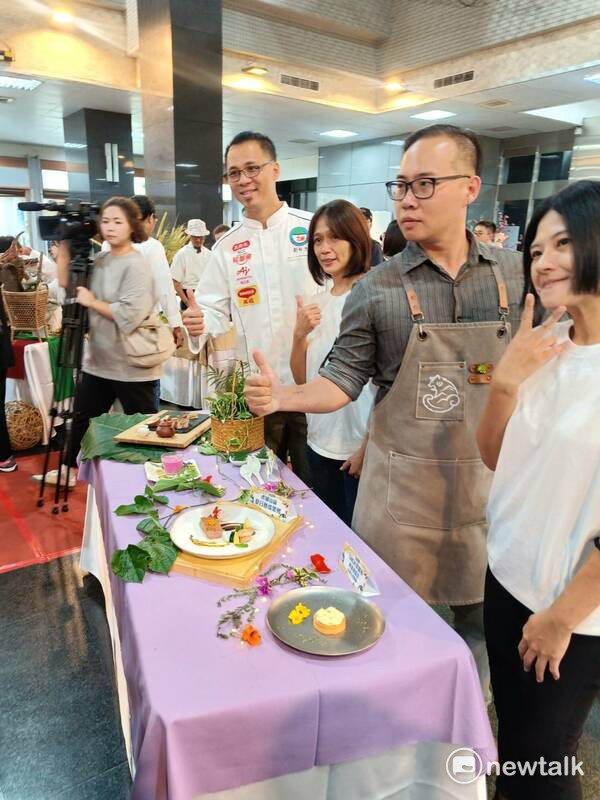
171;219;211;307
477;180;600;800
182;130;323;485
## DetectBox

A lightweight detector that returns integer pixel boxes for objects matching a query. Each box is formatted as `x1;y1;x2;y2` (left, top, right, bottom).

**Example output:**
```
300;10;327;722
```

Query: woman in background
54;197;161;485
290;200;375;526
478;180;600;800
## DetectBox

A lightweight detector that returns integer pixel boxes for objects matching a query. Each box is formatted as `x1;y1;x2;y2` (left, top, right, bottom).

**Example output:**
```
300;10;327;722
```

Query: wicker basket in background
1;285;48;340
5;401;43;450
211;416;264;453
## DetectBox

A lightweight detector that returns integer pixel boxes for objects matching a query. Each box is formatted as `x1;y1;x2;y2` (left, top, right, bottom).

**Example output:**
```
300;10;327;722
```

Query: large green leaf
80;413;169;464
111;544;151;582
114;494;156;516
136;537;178;574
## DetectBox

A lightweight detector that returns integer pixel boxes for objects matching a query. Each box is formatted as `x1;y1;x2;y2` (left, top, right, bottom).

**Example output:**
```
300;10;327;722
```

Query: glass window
504;155;535;184
502;200;529;234
538;151;572;182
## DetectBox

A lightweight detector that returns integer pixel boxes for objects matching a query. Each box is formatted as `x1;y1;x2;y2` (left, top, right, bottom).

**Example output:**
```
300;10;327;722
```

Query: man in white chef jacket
171;219;211;307
182;130;321;485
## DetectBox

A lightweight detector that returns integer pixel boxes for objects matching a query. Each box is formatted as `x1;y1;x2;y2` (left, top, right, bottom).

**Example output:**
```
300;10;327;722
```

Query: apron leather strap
399;272;427;339
399;272;424;321
490;261;509;333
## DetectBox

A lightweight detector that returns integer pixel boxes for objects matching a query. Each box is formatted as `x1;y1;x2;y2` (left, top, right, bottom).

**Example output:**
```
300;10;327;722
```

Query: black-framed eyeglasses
385;174;471;201
224;161;274;183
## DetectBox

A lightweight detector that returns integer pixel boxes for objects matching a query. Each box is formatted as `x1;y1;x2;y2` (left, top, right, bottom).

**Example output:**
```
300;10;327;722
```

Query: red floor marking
0;485;44;559
0;545;81;575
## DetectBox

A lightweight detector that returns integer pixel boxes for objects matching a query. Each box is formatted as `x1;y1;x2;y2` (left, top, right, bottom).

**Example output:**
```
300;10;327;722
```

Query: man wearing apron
245;125;524;698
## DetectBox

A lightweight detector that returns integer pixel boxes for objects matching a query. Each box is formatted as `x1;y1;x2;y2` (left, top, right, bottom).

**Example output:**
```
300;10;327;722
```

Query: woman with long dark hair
290;200;375;525
477;180;600;800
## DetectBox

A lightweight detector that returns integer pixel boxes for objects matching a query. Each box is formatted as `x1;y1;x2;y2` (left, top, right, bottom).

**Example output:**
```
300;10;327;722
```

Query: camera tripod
36;241;93;514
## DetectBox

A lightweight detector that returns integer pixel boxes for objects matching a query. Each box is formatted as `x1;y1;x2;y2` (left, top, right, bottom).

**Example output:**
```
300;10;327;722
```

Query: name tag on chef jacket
235;284;261;307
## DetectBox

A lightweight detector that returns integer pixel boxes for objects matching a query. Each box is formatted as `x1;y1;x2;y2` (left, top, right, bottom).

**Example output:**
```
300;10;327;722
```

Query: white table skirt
160;356;203;408
80;485;488;800
6;341;66;444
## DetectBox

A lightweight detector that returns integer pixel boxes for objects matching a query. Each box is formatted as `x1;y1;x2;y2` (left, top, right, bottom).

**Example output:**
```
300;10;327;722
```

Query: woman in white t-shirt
290;200;375;526
477;180;600;800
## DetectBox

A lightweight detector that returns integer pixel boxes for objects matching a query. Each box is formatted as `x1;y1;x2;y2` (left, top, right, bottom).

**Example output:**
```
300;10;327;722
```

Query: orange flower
241;624;261;646
172;505;188;514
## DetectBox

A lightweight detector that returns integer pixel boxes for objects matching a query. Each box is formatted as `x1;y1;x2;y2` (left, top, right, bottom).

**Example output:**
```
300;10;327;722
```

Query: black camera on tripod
16;198;100;511
18;198;100;243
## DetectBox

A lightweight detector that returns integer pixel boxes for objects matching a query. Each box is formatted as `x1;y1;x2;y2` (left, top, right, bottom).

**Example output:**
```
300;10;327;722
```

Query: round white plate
169;502;275;559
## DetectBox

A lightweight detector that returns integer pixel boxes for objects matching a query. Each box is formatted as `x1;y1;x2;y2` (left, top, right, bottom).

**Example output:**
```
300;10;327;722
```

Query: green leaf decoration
154;494;169;505
152;476;181;492
80;413;169;464
198;442;219;455
111;545;151;582
136;537;178;574
136;517;167;536
115;494;155;515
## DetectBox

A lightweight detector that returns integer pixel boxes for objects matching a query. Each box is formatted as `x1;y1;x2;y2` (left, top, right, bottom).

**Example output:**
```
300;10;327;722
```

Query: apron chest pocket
386;452;493;530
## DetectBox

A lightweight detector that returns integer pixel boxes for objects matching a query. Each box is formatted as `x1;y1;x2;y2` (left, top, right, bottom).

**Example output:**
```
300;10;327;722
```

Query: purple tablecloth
79;450;497;800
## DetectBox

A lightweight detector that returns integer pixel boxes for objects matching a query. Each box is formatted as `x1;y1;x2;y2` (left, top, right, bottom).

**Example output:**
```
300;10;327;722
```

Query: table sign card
247;489;296;521
339;543;380;596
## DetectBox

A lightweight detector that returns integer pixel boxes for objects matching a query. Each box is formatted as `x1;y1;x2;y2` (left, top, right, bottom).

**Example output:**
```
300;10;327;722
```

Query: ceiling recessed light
410;109;456;121
383;140;404;146
176;163;198;168
64;142;87;149
52;9;74;25
384;81;403;92
0;75;42;91
241;64;269;76
223;75;265;91
319;130;358;138
584;73;600;85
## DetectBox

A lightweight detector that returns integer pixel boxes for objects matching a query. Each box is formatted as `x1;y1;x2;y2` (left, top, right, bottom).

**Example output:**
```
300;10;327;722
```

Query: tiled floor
0;555;130;800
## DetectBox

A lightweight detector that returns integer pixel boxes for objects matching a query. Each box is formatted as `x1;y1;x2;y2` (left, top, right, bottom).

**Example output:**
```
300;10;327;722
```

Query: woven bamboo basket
6;401;43;450
211;415;264;453
1;286;48;340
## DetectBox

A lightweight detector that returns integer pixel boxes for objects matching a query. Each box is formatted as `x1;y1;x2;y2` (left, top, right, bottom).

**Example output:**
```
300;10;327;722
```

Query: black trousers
0;369;11;461
484;568;600;800
67;371;158;466
307;446;359;527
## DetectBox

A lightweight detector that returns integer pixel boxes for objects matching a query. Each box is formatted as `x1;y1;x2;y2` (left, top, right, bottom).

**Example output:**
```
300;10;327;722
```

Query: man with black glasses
245;124;523;700
183;131;322;485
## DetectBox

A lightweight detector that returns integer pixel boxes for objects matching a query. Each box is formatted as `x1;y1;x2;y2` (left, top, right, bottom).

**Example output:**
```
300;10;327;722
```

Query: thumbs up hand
244;351;282;416
294;294;321;339
182;288;205;337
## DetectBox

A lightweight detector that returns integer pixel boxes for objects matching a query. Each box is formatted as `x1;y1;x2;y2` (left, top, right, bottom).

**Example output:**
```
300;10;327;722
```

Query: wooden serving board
171;511;305;588
113;411;211;449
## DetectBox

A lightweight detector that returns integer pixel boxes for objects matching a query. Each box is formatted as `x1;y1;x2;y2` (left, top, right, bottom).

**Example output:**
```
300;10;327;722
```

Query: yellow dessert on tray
313;606;346;636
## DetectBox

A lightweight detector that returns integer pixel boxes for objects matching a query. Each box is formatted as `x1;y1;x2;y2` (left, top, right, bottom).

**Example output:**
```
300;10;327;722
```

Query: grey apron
352;263;512;605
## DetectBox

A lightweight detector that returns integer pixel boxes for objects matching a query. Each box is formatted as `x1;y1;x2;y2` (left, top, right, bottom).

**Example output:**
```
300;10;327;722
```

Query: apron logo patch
422;375;460;414
236;284;260;306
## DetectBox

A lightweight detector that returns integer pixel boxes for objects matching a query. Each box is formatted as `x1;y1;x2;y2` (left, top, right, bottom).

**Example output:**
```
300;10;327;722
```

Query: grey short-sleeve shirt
319;234;524;404
84;249;159;382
